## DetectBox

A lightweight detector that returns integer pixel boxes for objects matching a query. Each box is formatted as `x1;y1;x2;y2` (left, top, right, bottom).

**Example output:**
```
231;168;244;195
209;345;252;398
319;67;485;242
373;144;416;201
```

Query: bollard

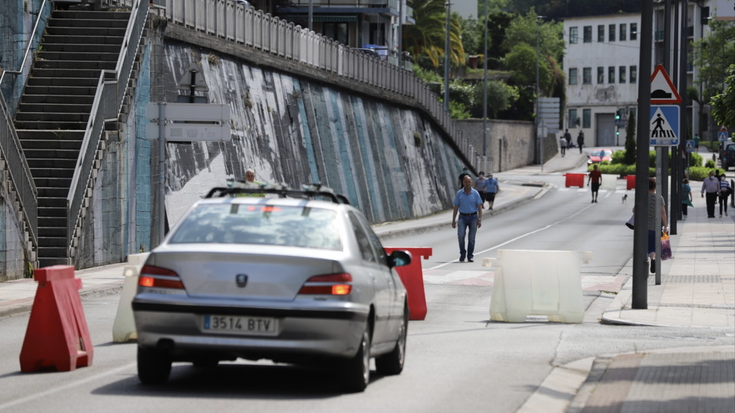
384;247;432;320
625;175;636;190
564;173;585;188
19;265;94;372
483;250;591;323
112;253;150;342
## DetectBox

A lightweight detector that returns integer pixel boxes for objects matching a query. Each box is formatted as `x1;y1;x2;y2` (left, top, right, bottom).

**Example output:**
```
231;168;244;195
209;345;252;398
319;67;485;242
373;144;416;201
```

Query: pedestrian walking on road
485;173;499;210
559;135;567;157
701;170;720;218
681;178;693;218
564;129;572;149
452;175;483;263
693;133;701;152
577;130;585;154
474;171;488;209
587;164;602;203
645;177;668;273
718;174;731;217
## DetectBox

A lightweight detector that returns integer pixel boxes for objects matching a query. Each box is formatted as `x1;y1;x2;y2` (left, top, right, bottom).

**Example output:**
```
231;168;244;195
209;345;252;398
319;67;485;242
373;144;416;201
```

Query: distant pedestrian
474;171;488;209
693;134;700;152
719;174;731;217
701;170;720;218
458;167;471;189
587;164;602;203
559;135;567;157
485;172;499;210
564;129;572;149
577;130;585;154
645;177;667;273
452;175;483;263
681;178;693;218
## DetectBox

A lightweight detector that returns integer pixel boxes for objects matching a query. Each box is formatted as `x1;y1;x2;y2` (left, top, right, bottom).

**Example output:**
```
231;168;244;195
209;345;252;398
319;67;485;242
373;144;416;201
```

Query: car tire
137;346;172;385
375;306;408;376
341;326;371;393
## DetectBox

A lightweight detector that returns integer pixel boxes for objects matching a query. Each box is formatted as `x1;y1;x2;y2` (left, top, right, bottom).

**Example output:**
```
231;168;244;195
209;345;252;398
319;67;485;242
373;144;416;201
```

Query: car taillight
139;265;185;289
298;273;353;295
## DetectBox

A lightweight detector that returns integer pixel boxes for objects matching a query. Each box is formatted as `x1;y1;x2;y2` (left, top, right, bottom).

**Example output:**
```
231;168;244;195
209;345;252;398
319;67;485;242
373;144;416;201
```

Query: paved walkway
1;147;733;412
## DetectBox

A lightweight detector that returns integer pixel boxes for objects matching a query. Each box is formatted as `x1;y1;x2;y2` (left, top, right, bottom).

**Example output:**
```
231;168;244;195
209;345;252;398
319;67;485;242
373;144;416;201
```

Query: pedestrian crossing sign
650;105;679;146
686;140;695;152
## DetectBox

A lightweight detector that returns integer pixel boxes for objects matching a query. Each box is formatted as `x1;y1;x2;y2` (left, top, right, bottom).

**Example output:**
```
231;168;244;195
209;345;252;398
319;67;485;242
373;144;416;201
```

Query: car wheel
341;326;371;393
137;346;172;385
375;306;408;376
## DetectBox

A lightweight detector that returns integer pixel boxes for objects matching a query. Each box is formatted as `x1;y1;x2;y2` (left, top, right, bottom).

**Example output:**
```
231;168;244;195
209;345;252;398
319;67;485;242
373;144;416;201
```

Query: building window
569;109;579;128
630;23;638;40
583;109;591;128
583;26;592;43
598;25;605;42
597;67;605;83
608;66;615;84
583;68;592;84
569;68;578;85
569;27;578;44
619;66;626;83
608;24;616;41
630;65;637;83
620;23;627;41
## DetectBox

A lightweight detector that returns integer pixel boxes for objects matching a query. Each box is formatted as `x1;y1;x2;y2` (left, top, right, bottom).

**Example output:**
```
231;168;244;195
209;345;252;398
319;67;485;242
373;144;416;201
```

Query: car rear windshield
169;204;343;250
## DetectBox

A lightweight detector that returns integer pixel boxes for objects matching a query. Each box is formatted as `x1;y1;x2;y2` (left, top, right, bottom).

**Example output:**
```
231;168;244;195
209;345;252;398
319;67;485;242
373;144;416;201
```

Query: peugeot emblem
236;274;248;288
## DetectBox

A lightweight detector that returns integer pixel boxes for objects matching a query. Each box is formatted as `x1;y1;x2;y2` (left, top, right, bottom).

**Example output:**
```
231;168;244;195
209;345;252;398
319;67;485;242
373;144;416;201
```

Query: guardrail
66;0;149;261
162;0;468;159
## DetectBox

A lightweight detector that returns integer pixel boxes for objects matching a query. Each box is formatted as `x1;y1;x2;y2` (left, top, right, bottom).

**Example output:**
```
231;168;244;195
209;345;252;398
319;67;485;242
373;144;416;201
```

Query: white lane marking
429;204;595;270
0;362;137;411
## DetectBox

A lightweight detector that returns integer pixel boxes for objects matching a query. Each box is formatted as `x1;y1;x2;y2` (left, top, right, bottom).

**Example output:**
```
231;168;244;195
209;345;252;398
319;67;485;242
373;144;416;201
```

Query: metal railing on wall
161;0;465;161
66;0;149;261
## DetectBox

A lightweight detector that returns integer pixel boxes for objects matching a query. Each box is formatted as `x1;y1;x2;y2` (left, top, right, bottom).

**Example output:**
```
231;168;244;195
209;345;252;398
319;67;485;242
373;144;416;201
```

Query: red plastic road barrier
626;175;636;190
564;173;585;188
384;247;432;320
19;265;94;372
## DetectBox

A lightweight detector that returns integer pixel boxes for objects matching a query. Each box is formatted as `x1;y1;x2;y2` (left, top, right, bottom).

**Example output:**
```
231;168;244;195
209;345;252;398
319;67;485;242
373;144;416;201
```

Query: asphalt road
1;170;732;413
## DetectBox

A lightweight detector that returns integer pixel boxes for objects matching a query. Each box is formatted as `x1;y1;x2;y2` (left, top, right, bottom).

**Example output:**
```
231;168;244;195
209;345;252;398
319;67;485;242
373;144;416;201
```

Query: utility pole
444;2;451;112
482;0;488;158
633;0;654;309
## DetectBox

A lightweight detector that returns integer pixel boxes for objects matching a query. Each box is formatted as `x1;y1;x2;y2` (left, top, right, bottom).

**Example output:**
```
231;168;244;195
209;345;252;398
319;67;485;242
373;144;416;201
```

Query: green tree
402;0;465;69
471;80;519;118
691;18;735;130
711;65;735;128
624;109;637;164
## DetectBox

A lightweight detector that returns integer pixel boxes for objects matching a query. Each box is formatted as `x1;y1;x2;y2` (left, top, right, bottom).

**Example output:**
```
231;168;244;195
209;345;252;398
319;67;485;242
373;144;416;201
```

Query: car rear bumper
132;300;369;359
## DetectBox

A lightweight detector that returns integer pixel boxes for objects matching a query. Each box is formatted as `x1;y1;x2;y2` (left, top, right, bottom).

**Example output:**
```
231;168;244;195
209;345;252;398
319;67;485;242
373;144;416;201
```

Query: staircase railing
66;0;149;262
0;0;50;261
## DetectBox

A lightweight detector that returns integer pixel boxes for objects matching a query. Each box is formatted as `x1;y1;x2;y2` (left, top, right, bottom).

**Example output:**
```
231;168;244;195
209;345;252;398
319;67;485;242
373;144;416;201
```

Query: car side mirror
388;250;412;268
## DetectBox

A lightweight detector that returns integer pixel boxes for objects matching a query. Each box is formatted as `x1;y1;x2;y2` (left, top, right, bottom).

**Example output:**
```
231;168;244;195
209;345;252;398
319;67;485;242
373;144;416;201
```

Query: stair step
46;27;126;37
17;103;93;114
37;187;69;198
49;17;130;28
42;44;123;54
21;94;95;105
52;10;132;20
39;240;68;250
39;197;67;208
19;139;83;150
43;35;126;45
31;169;76;179
27;158;78;169
37;51;120;61
17;129;85;141
23;149;80;159
23;85;99;96
15;112;89;122
38;217;67;227
39;207;67;219
27;77;99;87
30;68;103;79
14;120;89;129
33;60;116;70
38;257;70;267
37;226;68;237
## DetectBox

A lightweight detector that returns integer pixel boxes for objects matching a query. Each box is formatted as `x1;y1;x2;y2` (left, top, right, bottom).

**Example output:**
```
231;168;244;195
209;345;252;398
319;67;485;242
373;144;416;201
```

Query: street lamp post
536;16;545;166
444;2;451;112
482;0;488;158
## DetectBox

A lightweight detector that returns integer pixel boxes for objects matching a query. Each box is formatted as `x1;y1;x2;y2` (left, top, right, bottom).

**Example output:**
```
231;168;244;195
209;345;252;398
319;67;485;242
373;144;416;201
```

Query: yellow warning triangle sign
650;65;681;104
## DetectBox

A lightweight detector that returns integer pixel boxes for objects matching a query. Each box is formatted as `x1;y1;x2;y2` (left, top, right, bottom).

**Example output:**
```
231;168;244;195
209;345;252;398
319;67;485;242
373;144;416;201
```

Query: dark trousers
705;192;718;217
719;194;730;214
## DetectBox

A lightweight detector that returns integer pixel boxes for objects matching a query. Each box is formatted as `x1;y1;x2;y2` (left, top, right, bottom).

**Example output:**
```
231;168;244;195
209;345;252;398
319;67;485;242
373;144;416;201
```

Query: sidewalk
1;149;733;412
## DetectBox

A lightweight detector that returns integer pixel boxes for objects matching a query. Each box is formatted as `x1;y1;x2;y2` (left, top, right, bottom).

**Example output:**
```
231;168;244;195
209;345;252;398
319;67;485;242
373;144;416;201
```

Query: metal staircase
14;8;131;267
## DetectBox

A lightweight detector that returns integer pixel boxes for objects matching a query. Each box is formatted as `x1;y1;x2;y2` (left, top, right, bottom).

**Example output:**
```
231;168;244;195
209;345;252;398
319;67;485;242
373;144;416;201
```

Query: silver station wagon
132;186;411;392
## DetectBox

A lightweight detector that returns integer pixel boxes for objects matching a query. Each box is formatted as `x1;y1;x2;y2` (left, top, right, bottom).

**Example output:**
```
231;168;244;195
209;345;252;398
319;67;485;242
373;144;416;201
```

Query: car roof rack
204;184;350;205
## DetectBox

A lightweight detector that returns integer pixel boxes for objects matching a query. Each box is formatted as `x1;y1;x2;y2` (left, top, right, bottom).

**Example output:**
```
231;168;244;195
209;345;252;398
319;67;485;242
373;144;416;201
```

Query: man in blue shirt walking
452;175;483;262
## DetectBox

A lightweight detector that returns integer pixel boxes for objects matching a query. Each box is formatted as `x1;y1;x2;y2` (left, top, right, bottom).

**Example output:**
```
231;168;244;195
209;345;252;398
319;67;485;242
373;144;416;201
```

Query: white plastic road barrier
600;175;617;190
112;253;150;342
483;249;592;324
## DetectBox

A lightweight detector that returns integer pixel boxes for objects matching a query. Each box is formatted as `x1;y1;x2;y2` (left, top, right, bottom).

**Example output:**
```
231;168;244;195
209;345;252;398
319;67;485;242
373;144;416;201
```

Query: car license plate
202;315;278;336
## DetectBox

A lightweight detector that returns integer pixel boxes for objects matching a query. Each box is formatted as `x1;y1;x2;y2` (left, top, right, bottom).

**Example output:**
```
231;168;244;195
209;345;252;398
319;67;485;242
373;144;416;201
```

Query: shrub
689;152;703;167
705;159;716;168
